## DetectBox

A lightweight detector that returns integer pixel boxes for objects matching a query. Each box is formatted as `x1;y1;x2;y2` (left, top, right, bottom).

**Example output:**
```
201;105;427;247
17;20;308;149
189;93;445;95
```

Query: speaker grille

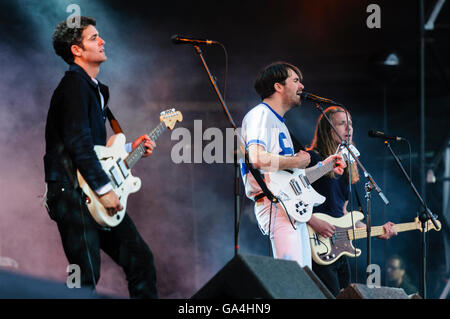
192;254;333;299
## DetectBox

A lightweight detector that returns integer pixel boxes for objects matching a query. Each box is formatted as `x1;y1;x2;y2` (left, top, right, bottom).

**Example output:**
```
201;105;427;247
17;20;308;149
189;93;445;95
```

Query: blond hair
307;106;360;183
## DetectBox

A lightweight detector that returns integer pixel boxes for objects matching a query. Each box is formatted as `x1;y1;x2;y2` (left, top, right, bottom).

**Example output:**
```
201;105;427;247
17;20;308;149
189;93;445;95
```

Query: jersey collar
261;102;284;123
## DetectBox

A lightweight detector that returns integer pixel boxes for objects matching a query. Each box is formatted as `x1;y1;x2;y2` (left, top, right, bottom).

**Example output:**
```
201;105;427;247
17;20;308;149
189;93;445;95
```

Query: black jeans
46;182;158;298
312;256;350;297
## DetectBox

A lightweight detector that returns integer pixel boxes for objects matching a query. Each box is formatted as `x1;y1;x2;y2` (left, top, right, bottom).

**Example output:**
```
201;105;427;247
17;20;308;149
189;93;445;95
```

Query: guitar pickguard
78;133;141;227
310;225;361;265
268;168;326;223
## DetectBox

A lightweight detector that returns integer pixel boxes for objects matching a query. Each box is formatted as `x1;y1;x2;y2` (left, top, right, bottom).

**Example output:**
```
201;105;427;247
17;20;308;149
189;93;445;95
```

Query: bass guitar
307;211;441;265
77;108;182;227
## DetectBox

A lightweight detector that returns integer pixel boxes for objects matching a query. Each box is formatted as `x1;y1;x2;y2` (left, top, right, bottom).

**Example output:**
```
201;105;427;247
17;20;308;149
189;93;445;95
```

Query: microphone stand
383;140;440;299
312;102;390;275
190;45;246;257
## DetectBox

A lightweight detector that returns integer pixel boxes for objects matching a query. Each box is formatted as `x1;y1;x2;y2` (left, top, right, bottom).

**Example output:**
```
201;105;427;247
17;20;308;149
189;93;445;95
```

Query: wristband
318;161;323;168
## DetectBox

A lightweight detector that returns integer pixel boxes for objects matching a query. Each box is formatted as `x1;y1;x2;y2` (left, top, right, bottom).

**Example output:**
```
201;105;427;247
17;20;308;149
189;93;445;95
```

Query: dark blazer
44;63;111;191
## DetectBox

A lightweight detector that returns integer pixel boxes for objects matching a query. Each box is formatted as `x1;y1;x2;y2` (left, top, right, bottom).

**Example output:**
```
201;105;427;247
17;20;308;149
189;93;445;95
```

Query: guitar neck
125;122;167;169
349;222;419;240
305;160;335;184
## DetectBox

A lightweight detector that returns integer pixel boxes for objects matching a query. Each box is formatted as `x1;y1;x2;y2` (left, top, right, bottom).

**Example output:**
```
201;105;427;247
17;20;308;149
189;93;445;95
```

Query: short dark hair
52;16;96;64
254;61;302;100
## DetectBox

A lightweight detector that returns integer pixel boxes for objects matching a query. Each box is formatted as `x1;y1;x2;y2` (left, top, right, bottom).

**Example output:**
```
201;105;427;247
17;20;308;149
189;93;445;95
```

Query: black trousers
312;256;350;297
46;182;158;298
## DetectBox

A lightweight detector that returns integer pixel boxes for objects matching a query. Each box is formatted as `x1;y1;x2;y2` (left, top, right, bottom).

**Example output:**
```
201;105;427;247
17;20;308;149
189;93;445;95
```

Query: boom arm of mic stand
313;103;389;205
192;45;237;129
191;44;277;256
384;140;440;230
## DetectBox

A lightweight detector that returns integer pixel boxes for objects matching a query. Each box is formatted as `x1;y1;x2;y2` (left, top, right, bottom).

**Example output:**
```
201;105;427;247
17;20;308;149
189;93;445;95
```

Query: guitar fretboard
348;222;419;240
125;122;167;169
305;160;335;184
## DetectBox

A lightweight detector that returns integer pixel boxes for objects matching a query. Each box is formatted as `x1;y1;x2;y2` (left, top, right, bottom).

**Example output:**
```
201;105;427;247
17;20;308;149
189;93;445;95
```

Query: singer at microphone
368;130;405;141
171;34;218;45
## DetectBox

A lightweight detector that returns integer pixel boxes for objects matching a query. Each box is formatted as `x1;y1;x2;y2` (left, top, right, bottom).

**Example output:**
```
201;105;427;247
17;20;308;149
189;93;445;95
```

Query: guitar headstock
160;108;183;130
413;217;441;232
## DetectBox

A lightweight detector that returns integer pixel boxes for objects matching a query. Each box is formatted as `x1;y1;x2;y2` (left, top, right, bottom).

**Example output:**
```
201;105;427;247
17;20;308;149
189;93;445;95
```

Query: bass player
306;105;397;296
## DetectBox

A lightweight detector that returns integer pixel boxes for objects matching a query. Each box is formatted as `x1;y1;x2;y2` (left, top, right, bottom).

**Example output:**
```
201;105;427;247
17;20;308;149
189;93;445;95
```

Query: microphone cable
216;41;228;101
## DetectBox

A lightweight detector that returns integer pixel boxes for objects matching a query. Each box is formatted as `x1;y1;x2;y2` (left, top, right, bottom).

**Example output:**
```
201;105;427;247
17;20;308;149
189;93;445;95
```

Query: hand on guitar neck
354;220;398;240
323;154;346;175
132;134;156;157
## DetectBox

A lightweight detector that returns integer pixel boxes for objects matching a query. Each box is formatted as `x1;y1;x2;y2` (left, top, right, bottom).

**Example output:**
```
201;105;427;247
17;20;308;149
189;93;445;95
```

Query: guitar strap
243;151;278;203
104;106;124;134
53;107;124;190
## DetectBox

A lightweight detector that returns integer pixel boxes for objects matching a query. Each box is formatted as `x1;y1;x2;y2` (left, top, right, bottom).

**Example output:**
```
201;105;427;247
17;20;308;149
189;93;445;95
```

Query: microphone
300;91;343;106
368;130;405;141
171;34;218;45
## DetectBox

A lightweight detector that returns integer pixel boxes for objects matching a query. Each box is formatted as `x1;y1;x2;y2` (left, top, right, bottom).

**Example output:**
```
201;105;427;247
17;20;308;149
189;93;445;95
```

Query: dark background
0;0;448;298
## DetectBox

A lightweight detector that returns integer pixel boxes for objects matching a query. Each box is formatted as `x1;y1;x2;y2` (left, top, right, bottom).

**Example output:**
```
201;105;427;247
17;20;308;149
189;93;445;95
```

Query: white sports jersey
240;102;311;268
240;102;294;200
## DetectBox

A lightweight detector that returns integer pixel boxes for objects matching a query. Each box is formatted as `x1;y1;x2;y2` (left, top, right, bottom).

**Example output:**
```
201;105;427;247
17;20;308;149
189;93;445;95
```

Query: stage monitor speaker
192;254;334;299
337;283;414;299
0;269;107;298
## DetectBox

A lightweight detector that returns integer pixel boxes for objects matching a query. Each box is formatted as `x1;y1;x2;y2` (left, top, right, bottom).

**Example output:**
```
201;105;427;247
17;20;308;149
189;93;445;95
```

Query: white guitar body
77;133;141;227
308;211;364;265
76;108;182;228
267;168;326;223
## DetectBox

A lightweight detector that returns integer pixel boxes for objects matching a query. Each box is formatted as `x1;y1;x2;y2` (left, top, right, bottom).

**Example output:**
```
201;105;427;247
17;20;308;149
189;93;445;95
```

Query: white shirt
240;102;295;233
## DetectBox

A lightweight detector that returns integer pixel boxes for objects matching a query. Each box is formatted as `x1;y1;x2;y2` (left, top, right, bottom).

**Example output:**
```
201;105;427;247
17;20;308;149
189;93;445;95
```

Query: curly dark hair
52;16;96;64
254;61;302;100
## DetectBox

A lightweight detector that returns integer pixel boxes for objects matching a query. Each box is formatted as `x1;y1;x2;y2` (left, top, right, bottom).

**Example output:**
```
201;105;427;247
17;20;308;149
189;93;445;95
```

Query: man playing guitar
44;17;157;298
240;62;346;269
306;105;397;296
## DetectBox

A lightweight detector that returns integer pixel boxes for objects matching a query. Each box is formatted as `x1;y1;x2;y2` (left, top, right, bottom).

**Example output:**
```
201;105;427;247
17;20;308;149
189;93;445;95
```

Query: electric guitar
77;108;183;227
265;160;336;223
307;211;441;265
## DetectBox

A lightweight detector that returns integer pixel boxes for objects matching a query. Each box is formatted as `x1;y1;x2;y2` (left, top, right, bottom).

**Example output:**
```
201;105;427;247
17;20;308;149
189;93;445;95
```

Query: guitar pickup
289;179;302;196
117;159;129;178
313;233;320;246
330;231;336;245
109;166;123;187
299;175;311;189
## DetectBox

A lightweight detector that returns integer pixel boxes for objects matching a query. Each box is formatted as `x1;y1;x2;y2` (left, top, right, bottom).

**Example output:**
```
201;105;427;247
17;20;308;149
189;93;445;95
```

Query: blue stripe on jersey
278;132;294;155
240;159;249;176
261;102;284;123
246;139;266;148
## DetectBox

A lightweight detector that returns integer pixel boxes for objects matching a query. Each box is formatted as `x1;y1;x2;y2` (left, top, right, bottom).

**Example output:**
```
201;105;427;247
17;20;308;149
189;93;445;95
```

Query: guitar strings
321;223;415;241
